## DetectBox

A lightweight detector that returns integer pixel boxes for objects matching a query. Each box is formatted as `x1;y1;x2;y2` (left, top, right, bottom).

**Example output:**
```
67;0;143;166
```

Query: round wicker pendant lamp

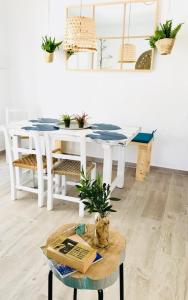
63;0;96;53
119;2;136;63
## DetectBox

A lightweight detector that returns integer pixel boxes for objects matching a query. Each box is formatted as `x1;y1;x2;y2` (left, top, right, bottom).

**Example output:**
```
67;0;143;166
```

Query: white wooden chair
45;132;96;217
3;127;46;207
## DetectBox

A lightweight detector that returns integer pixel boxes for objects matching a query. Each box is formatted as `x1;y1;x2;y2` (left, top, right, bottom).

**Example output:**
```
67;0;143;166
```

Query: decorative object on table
46;234;96;273
87;130;127;141
77;171;121;248
41;36;62;63
75;224;87;236
59;114;72;128
135;50;153;70
63;0;96;54
91;123;121;131
74;112;88;128
119;1;136;63
148;20;183;55
22;124;59;131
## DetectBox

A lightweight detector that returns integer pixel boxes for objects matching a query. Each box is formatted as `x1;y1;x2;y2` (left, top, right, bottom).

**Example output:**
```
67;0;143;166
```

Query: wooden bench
131;132;155;181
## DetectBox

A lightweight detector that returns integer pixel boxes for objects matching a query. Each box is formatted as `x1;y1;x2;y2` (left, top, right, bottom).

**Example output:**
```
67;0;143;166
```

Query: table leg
98;290;104;300
119;263;124;300
48;270;53;300
117;146;125;188
73;288;77;300
102;144;112;185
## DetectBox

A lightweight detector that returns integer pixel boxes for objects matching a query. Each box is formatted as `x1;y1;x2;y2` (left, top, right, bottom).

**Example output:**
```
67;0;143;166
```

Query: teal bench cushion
133;131;155;143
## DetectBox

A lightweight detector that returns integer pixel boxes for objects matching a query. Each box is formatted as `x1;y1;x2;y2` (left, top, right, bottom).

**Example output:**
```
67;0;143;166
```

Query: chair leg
48;270;53;300
47;174;53;210
61;175;67;196
119;263;124;300
10;166;16;201
55;174;61;193
79;202;85;217
98;290;103;300
73;288;77;300
38;170;44;208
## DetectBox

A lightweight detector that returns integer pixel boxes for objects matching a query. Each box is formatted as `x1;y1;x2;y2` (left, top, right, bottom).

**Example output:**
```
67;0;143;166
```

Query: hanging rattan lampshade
119;43;136;63
63;16;96;53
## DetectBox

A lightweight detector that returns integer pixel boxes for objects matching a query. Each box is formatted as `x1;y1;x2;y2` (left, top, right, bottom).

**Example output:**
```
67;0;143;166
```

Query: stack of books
45;234;102;278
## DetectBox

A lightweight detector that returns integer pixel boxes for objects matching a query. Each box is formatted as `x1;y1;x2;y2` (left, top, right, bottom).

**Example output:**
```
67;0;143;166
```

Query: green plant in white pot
148;20;183;55
41;36;62;63
76;171;121;248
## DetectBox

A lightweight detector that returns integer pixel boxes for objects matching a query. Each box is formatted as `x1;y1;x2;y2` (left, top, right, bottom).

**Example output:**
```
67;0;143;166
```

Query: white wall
5;0;188;170
0;0;10;150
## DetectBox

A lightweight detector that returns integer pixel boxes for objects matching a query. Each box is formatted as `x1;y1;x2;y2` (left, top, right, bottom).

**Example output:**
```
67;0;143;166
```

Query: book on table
46;234;97;273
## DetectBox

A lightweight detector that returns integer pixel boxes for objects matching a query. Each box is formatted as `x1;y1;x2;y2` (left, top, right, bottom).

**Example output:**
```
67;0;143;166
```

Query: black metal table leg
98;289;103;300
73;288;77;300
48;270;53;300
119;263;124;300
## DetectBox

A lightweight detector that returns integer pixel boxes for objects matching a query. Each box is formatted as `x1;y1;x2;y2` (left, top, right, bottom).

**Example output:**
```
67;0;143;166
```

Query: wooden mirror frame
65;0;160;72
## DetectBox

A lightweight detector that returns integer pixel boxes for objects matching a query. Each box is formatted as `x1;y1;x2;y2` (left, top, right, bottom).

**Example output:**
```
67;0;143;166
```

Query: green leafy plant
74;112;88;128
148;20;183;48
76;171;121;218
60;114;73;128
41;36;62;53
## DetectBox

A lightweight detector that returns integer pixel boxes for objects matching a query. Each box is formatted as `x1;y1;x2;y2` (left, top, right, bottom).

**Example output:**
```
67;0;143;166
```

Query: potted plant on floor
41;36;62;63
75;112;88;128
60;114;72;128
76;171;121;248
148;20;183;55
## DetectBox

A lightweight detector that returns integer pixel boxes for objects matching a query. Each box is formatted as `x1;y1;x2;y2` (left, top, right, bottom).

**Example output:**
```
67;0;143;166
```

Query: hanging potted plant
41;36;62;63
148;20;183;55
76;172;121;248
60;114;72;128
75;112;88;128
65;49;75;60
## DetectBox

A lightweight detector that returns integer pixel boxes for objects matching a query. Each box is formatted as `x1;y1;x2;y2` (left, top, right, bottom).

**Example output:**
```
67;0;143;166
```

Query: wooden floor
0;153;188;300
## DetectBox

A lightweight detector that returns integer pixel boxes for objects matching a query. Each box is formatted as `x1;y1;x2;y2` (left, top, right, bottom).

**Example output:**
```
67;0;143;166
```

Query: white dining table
7;121;140;191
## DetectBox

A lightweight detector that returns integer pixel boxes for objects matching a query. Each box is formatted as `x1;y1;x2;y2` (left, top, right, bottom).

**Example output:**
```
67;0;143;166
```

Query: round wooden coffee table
47;224;126;300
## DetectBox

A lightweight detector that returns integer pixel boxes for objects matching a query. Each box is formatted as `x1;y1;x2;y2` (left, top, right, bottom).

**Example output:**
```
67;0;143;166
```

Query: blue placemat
22;124;59;131
87;131;127;141
91;123;121;131
29;118;59;124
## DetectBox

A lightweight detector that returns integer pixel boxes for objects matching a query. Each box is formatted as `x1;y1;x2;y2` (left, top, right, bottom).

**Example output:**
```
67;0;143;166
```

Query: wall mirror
65;0;159;72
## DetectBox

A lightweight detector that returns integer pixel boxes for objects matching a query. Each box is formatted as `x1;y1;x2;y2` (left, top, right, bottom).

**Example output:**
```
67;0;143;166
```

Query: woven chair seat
13;154;47;170
52;160;95;177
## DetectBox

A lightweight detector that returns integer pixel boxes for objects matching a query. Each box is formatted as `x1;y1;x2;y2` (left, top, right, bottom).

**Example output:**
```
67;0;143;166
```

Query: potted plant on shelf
41;36;62;63
60;114;72;128
76;171;121;248
148;20;183;55
75;112;88;128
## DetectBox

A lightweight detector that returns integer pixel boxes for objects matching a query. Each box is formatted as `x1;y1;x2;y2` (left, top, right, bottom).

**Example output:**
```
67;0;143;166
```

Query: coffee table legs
98;290;104;300
73;288;77;300
119;263;124;300
48;270;53;300
48;266;124;300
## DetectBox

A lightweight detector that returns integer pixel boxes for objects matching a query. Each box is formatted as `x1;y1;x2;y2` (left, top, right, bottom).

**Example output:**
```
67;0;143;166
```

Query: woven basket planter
63;16;96;52
119;43;136;63
44;52;54;63
155;38;175;55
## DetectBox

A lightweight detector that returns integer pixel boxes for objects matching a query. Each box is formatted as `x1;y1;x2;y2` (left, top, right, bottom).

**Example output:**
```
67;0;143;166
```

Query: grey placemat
87;131;127;141
22;124;59;131
91;123;121;131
